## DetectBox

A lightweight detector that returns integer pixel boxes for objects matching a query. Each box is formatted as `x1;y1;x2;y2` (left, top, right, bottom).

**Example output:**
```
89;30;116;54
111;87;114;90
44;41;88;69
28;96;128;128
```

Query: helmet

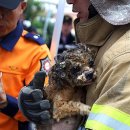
90;0;130;25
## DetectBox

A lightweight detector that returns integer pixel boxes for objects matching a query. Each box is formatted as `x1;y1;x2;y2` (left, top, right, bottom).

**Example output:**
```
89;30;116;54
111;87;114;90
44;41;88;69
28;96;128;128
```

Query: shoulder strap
23;31;45;45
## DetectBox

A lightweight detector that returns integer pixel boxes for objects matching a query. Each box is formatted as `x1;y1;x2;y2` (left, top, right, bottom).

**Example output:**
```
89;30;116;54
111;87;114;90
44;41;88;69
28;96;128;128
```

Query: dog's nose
85;72;93;80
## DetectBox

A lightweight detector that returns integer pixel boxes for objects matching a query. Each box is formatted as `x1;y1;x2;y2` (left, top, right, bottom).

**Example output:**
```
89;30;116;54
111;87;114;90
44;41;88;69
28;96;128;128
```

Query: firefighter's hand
18;86;51;124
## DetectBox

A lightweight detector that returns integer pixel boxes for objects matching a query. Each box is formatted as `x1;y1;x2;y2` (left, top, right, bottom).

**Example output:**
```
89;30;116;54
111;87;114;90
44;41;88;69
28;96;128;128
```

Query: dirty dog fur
44;43;96;122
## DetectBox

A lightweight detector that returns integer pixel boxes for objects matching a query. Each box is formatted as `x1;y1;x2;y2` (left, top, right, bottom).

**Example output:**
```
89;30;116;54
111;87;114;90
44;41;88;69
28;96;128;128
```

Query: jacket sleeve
0;95;27;121
85;52;130;130
1;44;51;122
24;44;52;86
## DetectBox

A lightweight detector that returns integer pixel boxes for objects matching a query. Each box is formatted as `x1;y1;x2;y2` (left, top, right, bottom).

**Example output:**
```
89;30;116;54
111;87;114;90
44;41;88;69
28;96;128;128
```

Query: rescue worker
66;0;130;130
19;0;130;130
0;0;51;130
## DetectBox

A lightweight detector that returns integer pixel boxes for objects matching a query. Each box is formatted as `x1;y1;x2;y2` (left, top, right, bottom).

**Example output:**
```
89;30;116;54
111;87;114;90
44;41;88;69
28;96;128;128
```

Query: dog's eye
60;72;66;78
71;66;81;74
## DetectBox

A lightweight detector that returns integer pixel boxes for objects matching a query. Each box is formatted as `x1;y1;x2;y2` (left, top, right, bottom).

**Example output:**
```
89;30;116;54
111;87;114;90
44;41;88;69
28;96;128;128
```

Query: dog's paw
79;104;91;115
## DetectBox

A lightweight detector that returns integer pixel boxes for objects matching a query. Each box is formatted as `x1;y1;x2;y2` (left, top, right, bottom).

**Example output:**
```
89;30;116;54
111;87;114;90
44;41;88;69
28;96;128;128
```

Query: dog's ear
88;58;94;67
87;48;96;67
76;43;87;51
54;54;65;63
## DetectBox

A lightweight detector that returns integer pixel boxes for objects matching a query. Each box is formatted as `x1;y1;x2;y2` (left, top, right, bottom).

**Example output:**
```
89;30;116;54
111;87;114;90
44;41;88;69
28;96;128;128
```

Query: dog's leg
53;101;90;121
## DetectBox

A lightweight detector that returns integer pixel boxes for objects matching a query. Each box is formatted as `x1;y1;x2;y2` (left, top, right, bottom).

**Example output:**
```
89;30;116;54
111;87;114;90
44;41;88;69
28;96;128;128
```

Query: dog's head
49;44;96;89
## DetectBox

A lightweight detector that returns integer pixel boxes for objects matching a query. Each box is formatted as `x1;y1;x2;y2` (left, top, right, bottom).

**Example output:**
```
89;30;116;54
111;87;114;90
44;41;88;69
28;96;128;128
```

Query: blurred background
23;0;77;50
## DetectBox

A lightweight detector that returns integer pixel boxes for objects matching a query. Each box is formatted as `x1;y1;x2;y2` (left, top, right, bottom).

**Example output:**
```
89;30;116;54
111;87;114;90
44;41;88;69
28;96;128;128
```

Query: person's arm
17;44;52;123
85;52;130;130
0;44;51;123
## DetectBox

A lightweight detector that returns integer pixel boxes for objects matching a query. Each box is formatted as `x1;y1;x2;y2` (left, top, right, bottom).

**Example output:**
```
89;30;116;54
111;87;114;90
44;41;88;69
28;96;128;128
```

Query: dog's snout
85;72;93;80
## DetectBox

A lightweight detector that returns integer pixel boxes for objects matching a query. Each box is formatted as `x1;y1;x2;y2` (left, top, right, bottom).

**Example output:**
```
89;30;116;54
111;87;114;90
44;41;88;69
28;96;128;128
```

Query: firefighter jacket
75;15;130;130
0;21;51;130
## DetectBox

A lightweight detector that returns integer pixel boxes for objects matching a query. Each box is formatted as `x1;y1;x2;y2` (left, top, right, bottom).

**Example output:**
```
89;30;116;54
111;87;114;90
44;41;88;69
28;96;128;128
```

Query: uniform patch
40;57;51;74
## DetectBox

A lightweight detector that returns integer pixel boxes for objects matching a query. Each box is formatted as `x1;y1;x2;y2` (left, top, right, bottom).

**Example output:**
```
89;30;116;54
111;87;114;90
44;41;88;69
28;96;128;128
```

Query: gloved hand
18;71;52;124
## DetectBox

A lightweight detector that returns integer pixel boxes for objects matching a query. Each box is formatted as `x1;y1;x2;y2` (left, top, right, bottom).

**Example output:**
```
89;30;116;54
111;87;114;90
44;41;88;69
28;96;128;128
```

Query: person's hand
18;71;51;124
18;86;51;124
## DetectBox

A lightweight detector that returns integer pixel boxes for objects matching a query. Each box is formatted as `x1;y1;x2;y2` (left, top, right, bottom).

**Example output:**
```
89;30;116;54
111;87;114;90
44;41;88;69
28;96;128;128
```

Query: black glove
18;71;51;124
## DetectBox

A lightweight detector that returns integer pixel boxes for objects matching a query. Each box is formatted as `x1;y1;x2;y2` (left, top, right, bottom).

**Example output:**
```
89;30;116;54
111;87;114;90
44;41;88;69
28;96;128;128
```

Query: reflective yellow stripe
85;104;130;130
91;104;130;126
86;120;113;130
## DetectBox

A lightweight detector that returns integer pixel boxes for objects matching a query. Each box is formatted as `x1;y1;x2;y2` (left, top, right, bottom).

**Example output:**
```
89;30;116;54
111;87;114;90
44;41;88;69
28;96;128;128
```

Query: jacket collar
74;15;115;47
0;21;23;51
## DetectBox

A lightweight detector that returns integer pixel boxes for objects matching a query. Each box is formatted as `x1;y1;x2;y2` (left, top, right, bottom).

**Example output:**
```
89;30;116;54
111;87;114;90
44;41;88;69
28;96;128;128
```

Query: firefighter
0;0;51;130
66;0;130;130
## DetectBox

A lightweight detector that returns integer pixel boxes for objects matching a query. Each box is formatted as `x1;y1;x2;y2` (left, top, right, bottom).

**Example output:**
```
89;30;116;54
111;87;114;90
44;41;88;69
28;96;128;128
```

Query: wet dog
45;44;96;122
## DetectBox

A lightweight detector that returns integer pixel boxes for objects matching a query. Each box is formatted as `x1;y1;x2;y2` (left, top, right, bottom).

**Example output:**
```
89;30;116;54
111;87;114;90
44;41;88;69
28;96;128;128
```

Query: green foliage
24;0;45;21
24;0;55;47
